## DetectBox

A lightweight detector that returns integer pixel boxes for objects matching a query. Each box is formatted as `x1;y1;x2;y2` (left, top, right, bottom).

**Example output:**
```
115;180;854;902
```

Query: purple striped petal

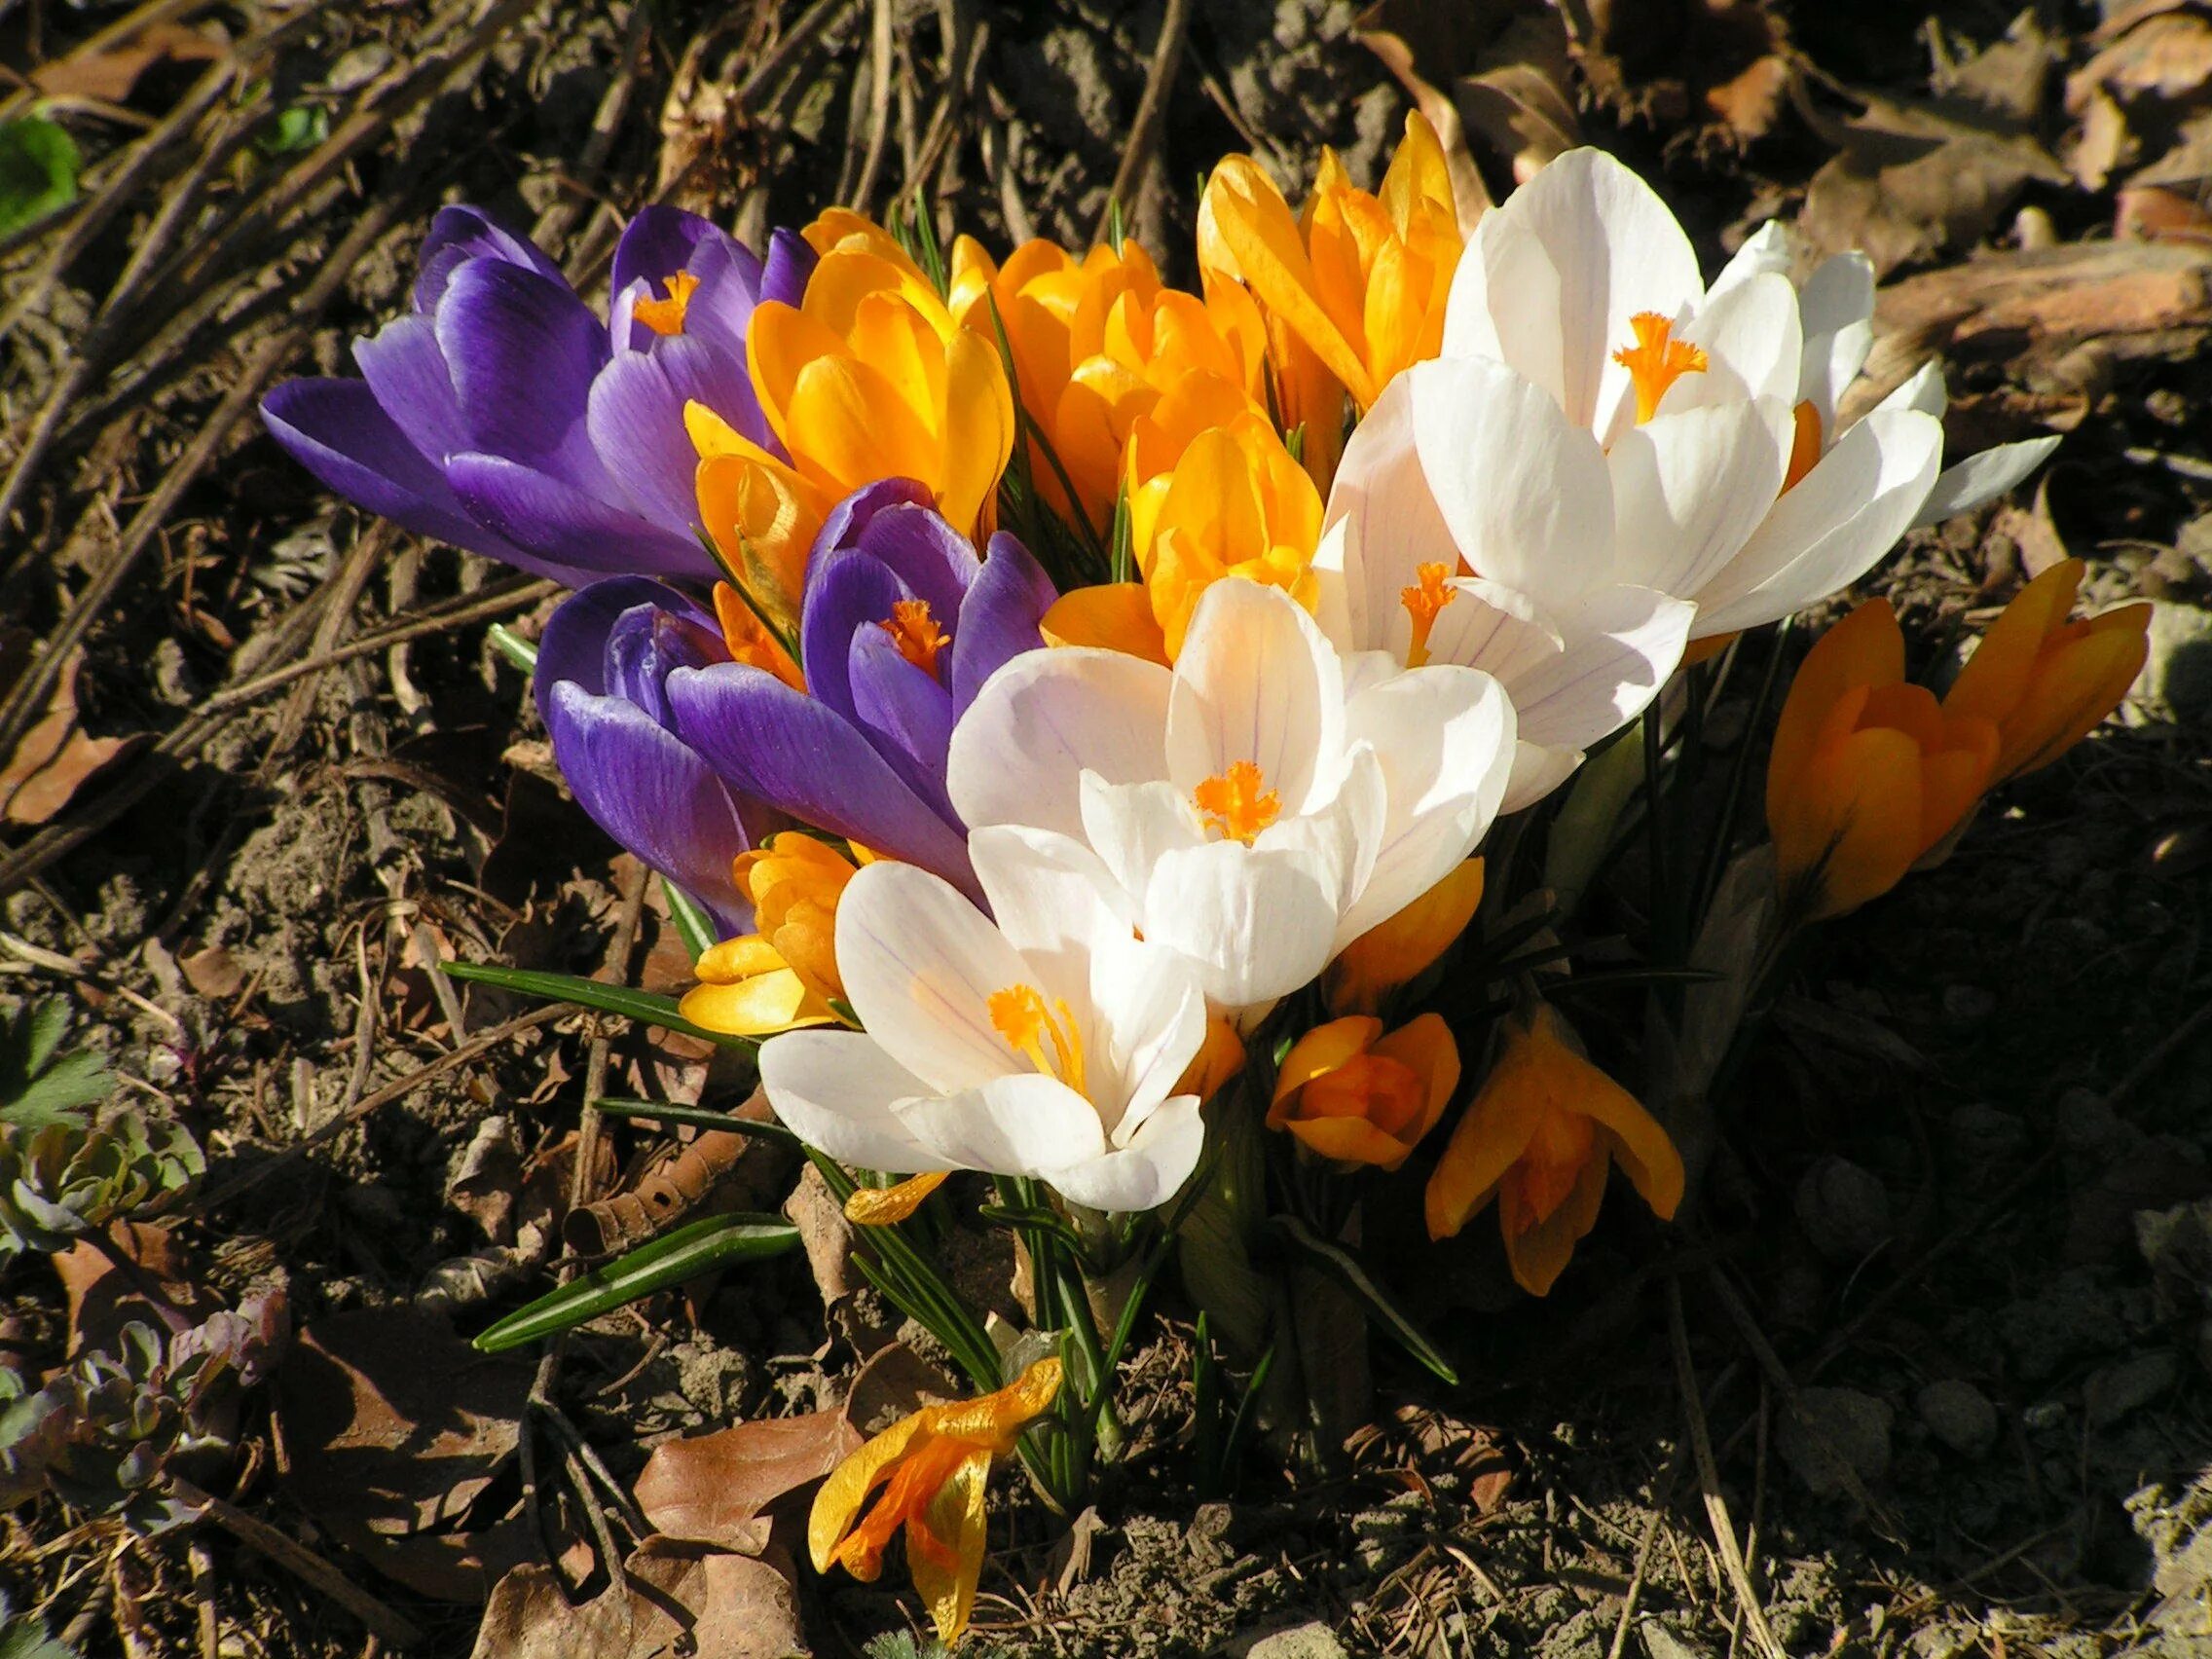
446;453;719;580
414;205;563;313
543;682;754;932
433;259;610;487
535;577;716;710
352;315;467;463
812;479;936;573
681;231;765;359
848;502;978;631
666;663;978;900
848;627;957;818
586;339;767;535
801;550;910;727
761;228;817;310
950;533;1056;712
611;206;722;309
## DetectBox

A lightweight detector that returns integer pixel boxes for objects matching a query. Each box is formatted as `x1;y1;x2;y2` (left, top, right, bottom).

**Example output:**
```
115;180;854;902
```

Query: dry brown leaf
634;1411;862;1555
2065;85;2136;189
0;650;133;827
2120;182;2212;241
178;945;245;1001
470;1538;806;1659
30;22;225;102
2068;9;2212;111
1934;11;2055;129
1575;0;1792;147
54;1222;217;1360
1352;25;1494;227
273;1309;535;1603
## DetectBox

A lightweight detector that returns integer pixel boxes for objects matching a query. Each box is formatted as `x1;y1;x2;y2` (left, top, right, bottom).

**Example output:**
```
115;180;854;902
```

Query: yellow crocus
1425;1005;1683;1297
1269;1013;1458;1171
1199;111;1465;488
1324;859;1484;1016
680;834;857;1036
811;1357;1063;1646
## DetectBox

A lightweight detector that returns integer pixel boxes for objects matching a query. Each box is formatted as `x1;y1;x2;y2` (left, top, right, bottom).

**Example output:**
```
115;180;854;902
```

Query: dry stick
198;1003;568;1211
257;523;400;770
168;1477;423;1648
1094;0;1192;243
850;0;895;212
0;191;405;773
735;0;854;108
531;0;652;257
1665;1278;1787;1659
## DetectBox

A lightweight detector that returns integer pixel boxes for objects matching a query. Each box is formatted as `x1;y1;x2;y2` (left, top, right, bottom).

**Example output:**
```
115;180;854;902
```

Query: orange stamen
1611;312;1708;424
1400;561;1456;669
634;270;701;338
1784;399;1823;493
879;598;952;678
987;983;1088;1098
1192;759;1281;844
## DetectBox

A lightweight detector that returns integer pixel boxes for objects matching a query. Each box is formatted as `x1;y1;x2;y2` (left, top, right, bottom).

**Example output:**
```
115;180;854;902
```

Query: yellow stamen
1400;561;1456;669
634;270;701;338
844;1169;950;1226
1192;759;1281;844
878;598;952;678
986;983;1088;1099
1611;312;1708;424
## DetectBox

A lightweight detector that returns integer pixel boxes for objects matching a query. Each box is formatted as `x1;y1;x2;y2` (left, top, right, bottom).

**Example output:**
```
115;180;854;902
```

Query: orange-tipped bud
1269;1013;1459;1172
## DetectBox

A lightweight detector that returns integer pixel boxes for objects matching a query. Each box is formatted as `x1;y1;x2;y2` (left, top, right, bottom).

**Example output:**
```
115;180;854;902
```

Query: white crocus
947;577;1516;1017
758;828;1208;1214
1710;223;2061;531
1315;373;1697;811
1438;146;1956;641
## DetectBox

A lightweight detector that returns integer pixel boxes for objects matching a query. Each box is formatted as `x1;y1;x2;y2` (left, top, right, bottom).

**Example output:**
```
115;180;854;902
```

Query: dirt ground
4;0;2212;1655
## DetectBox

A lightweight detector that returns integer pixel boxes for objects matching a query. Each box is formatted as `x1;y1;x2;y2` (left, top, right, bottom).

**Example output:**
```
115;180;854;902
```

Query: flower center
987;983;1088;1099
1304;1052;1428;1137
1611;312;1708;424
1785;399;1823;492
1498;1108;1598;1234
634;270;701;337
1400;561;1456;669
878;598;951;677
1192;759;1281;844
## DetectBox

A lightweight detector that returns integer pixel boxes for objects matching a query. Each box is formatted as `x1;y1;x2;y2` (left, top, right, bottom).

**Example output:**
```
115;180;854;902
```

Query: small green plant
0;1001;110;1129
0;1590;83;1659
0;1109;203;1257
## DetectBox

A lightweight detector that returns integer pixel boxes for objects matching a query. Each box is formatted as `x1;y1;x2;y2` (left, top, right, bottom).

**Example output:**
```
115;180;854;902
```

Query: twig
257;525;401;773
1095;0;1191;243
532;0;652;257
169;1477;423;1647
734;0;854;108
0;0;216;125
850;0;894;212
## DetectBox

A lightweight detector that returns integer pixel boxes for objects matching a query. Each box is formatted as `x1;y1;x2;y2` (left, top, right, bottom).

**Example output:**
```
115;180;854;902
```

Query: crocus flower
1315;373;1698;809
666;481;1058;902
263;205;812;586
1268;1013;1458;1171
534;576;781;933
1943;556;2151;784
758;830;1210;1213
1766;599;2000;922
1323;858;1484;1016
1200;112;1466;488
1425;1004;1683;1296
948;577;1516;1016
680;833;858;1036
811;1355;1062;1646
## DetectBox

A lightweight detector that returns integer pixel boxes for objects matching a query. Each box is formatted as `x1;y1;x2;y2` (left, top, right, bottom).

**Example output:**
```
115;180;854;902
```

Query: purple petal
544;682;754;932
535;577;716;710
848;502;979;630
811;479;937;571
801;550;910;727
605;602;728;719
352;314;467;463
666;664;978;900
848;627;957;818
446;453;719;580
414;206;563;313
433;259;611;487
611;206;722;307
950;533;1057;711
761;228;817;310
586;340;767;535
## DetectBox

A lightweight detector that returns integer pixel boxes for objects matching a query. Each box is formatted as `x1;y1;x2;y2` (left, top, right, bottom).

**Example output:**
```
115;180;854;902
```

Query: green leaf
254;103;329;157
0;117;80;240
590;1098;793;1144
473;1210;799;1351
661;876;717;964
487;623;538;673
437;961;756;1051
1267;1213;1458;1385
0;1591;80;1659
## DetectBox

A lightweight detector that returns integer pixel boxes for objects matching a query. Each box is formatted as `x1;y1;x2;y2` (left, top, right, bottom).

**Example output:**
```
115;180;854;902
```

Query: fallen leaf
448;1117;524;1244
2068;8;2212;110
634;1410;862;1555
470;1538;807;1659
53;1221;218;1360
0;650;134;827
1575;0;1792;148
178;945;245;1002
30;22;225;103
273;1309;535;1602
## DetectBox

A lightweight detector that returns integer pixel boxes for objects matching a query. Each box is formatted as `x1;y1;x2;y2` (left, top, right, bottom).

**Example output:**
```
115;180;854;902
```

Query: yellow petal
1368;1012;1461;1150
940;327;1017;535
1040;583;1170;663
1324;858;1484;1014
679;969;826;1036
927;1355;1063;1450
1424;1050;1548;1239
911;1447;992;1647
1992;606;2150;781
1283;1115;1419;1168
695;934;788;982
1173;1014;1246;1101
1270;1016;1383;1120
1501;1145;1610;1296
1204;157;1375;406
844;1169;950;1226
1943;556;2083;727
1772;719;1925;921
784;354;941;500
1768;600;1905;807
809;1411;934;1573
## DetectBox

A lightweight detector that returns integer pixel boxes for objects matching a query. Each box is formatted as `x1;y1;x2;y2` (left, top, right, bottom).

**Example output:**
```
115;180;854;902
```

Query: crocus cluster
267;123;2143;1644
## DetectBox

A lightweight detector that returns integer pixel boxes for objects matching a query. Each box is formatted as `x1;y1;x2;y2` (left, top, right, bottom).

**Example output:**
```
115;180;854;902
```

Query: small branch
1096;0;1192;244
169;1478;423;1648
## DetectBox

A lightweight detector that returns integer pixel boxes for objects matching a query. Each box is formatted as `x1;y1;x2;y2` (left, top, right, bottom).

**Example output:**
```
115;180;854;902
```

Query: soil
3;1;2212;1656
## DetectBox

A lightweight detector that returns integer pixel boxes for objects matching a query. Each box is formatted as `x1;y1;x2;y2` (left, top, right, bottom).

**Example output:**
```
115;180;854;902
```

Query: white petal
896;1074;1108;1180
1671;271;1801;409
1047;1093;1205;1214
1691;408;1944;637
1309;517;1359;653
1409;357;1617;614
970;822;1129;1003
1424;577;1566;683
1507;584;1695;754
758;1030;945;1173
1708;221;1793;297
1875;358;1946;419
1500;741;1586;813
1141;839;1342;1011
1797;253;1877;426
1164;579;1344;816
1079;774;1201;914
834;861;1028;1095
1337;665;1516;942
1084;927;1206;1142
1320;374;1459;653
947;646;1171;837
1799;252;1877;341
1442;210;1564;402
1912;436;2060;527
1605;396;1793;600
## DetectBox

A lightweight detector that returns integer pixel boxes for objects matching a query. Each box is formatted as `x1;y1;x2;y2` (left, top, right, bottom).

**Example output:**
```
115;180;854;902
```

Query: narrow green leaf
487;623;538;673
438;960;756;1051
0;117;80;240
976;1202;1086;1253
661;876;717;964
590;1099;793;1143
473;1211;799;1351
1268;1213;1458;1385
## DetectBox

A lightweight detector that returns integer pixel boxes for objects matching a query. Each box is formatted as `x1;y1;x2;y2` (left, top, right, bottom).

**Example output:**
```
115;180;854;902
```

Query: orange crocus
1425;1005;1683;1297
680;833;857;1037
1324;859;1485;1016
1269;1013;1459;1171
811;1357;1062;1646
1943;556;2151;785
1766;600;2002;923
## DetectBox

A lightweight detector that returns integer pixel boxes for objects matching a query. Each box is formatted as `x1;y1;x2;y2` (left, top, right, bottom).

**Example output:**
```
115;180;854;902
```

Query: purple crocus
535;577;782;934
262;205;815;587
663;480;1060;901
